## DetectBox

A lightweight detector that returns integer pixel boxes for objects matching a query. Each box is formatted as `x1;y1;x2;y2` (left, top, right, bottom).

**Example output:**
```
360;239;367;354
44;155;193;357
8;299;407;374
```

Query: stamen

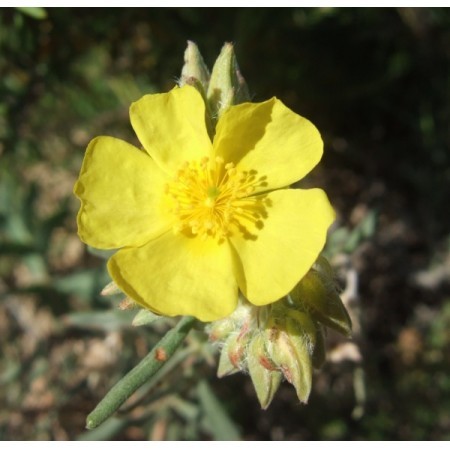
165;157;263;239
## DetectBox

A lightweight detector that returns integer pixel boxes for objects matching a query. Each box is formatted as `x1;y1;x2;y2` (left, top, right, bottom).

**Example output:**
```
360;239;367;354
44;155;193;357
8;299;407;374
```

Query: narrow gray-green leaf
64;310;135;332
198;380;241;440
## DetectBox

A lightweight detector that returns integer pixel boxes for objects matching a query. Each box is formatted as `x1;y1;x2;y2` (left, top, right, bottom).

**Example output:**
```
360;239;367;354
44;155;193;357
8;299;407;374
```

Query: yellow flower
74;85;335;321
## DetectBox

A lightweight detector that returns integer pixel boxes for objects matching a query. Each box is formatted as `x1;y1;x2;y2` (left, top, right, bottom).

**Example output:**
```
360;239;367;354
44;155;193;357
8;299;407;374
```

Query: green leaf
343;210;377;253
16;7;47;20
360;209;377;237
198;380;241;440
54;269;108;300
169;397;199;422
63;310;135;332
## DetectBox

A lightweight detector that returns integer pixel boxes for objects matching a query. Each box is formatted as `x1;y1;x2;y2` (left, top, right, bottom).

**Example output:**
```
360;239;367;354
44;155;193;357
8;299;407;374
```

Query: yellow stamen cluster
165;156;259;239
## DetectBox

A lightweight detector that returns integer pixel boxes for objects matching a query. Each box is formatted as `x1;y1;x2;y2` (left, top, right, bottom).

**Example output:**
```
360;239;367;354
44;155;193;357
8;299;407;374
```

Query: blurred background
1;7;449;440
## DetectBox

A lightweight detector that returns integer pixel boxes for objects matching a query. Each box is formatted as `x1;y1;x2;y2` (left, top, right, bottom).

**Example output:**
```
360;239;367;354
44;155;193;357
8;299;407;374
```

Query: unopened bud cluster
179;40;250;125
206;256;352;409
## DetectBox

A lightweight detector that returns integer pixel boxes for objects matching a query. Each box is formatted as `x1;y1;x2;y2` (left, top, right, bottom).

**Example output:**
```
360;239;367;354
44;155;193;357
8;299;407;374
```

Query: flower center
165;156;267;240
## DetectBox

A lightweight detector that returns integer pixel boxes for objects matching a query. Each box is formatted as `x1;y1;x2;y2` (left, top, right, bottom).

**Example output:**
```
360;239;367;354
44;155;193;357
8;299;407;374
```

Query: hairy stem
86;315;197;429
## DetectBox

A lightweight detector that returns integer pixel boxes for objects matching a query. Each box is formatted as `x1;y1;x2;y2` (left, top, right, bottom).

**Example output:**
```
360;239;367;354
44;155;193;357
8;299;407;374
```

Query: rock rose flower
74;85;335;321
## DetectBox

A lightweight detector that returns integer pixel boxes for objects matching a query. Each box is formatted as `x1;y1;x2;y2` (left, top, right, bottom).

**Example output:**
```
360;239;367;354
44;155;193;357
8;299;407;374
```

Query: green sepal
266;326;313;404
312;324;327;369
291;269;352;337
285;314;315;403
132;308;164;327
225;331;250;372
217;333;242;378
206;317;237;343
217;345;240;378
101;281;121;296
313;255;335;280
264;313;313;404
285;308;317;353
247;333;282;409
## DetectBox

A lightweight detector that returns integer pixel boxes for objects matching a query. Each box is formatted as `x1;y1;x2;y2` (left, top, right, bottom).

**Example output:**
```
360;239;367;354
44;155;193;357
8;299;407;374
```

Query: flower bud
206;257;353;408
179;40;210;90
216;326;251;378
265;312;314;404
206;317;236;343
178;41;215;137
207;42;250;119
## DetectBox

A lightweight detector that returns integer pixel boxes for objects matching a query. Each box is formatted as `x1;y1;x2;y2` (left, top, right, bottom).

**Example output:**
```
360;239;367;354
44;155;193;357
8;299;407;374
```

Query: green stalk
86;315;197;429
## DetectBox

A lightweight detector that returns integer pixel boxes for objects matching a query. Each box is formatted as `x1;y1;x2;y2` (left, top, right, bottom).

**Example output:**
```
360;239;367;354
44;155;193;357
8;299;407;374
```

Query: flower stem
86;315;197;429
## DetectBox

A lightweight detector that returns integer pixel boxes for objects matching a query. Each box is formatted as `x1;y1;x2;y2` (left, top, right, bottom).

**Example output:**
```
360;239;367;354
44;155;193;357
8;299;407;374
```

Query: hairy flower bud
207;42;250;119
180;40;210;89
206;256;352;408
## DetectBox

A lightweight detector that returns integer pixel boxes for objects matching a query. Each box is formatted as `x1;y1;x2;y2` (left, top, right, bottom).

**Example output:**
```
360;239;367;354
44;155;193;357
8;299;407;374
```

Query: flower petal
213;98;323;193
74;136;172;249
130;85;213;175
230;188;335;306
108;232;239;321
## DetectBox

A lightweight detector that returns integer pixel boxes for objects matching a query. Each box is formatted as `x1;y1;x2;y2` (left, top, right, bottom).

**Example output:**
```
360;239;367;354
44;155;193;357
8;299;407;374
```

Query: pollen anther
165;157;260;239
